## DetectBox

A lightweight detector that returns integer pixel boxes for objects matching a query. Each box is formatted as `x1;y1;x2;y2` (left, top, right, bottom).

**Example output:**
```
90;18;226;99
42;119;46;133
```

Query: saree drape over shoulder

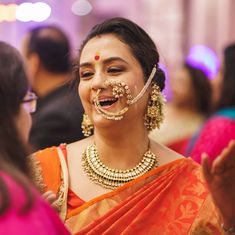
31;145;223;235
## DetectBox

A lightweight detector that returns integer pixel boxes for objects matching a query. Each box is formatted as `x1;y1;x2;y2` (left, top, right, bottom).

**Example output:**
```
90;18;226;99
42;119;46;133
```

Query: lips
98;97;118;107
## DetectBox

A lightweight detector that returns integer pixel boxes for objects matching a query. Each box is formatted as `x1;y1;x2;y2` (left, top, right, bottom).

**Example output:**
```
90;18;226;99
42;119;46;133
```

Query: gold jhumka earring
81;114;94;137
144;82;165;131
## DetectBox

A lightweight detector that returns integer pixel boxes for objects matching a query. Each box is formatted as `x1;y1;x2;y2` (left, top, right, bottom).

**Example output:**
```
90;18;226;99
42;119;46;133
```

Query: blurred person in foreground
30;18;235;234
150;63;212;154
0;41;70;234
188;43;235;163
21;25;84;151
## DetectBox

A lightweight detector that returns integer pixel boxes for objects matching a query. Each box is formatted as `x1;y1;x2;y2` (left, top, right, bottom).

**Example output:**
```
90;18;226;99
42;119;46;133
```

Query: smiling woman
30;18;235;234
0;41;69;234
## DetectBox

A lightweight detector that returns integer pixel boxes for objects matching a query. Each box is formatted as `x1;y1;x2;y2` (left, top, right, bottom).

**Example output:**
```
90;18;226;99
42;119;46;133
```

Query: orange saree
32;145;223;235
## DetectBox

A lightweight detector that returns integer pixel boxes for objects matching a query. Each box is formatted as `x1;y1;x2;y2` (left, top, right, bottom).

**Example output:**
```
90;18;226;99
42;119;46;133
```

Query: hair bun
154;67;165;91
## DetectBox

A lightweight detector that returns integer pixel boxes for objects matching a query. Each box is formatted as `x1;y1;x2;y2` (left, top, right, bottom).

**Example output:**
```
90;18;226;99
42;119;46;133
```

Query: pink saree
188;108;235;163
0;172;70;235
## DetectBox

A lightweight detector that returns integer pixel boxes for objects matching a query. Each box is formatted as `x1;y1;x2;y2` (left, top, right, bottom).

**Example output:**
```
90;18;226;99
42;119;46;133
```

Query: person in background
188;43;235;163
150;62;212;154
0;41;70;234
21;25;84;151
30;18;235;234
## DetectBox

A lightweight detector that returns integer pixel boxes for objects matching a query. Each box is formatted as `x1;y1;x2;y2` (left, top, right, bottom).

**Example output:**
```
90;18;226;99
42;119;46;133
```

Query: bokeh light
0;4;17;22
16;3;34;22
186;45;220;79
16;2;51;22
71;0;92;16
32;2;52;22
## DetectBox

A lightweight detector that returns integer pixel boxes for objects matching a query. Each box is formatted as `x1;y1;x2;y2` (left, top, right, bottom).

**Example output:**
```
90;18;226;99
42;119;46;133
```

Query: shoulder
66;137;94;177
32;146;61;173
209;114;233;120
33;146;59;158
197;115;235;142
150;138;184;166
30;146;62;193
67;137;93;159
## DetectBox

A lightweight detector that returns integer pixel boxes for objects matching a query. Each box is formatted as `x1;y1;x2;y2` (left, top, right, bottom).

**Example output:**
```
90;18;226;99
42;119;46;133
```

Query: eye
80;71;94;79
107;67;124;74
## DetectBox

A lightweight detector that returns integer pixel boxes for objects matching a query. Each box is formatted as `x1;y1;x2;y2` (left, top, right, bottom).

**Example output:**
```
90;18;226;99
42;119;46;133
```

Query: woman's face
78;34;149;128
170;67;195;106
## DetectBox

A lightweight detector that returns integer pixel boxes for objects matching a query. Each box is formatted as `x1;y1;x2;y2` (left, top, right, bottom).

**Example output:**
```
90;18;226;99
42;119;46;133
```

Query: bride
32;17;235;234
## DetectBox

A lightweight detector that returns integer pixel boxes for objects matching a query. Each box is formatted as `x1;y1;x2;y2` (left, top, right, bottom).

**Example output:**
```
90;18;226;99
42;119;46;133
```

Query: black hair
0;41;33;215
184;63;212;114
26;25;71;73
217;43;235;110
76;17;165;91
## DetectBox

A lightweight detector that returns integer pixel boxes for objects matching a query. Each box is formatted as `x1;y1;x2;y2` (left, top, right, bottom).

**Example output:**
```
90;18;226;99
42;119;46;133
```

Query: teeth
92;98;117;104
96;97;118;107
99;98;117;102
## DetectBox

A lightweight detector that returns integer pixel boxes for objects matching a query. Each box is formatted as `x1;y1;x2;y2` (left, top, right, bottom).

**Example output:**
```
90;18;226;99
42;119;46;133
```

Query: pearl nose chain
93;65;157;121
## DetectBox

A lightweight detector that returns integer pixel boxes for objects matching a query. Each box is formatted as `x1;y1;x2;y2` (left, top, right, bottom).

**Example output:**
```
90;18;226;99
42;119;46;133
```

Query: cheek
78;82;84;96
78;82;88;100
16;105;32;142
128;77;145;98
78;82;91;112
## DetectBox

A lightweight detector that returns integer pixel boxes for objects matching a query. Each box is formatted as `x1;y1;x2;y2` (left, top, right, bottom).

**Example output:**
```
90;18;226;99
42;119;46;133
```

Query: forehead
80;34;136;63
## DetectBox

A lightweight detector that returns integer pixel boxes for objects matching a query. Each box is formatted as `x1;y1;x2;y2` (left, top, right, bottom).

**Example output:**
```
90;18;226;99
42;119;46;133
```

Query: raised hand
202;140;235;229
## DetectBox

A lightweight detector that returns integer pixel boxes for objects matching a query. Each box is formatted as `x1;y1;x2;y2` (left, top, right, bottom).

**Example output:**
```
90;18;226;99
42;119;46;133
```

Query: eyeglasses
22;91;37;114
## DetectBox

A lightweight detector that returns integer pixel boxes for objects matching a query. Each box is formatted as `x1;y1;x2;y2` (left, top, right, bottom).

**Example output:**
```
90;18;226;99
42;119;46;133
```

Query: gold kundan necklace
82;144;158;189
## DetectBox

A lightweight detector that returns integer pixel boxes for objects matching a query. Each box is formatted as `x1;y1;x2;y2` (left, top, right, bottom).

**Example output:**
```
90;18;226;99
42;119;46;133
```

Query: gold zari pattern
82;144;158;189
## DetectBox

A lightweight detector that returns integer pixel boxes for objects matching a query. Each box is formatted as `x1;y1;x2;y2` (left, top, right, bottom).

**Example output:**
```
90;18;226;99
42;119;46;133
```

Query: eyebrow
80;57;128;68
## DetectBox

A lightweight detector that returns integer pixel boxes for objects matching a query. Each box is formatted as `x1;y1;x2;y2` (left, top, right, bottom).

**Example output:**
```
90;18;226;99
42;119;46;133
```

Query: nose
91;71;106;91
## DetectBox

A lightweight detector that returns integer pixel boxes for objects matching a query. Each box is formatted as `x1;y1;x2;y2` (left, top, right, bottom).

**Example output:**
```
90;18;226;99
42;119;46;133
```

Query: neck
170;101;200;113
93;120;150;170
33;70;70;97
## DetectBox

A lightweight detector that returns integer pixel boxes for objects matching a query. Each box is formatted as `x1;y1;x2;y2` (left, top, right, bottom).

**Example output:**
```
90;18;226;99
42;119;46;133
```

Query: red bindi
94;52;100;61
94;55;100;60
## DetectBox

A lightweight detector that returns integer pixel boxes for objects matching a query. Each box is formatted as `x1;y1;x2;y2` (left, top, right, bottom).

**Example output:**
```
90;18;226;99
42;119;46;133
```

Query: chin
92;114;118;129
